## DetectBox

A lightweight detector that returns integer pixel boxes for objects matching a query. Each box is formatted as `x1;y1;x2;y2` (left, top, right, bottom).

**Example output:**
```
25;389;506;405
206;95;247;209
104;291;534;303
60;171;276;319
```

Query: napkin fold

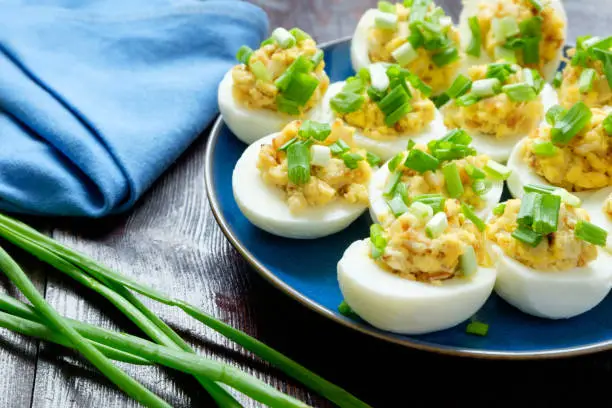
0;0;268;216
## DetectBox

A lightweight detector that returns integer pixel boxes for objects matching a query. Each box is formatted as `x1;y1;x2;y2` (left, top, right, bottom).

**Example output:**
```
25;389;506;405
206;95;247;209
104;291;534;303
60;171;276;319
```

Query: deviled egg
581;187;612;240
232;119;376;239
219;28;329;144
557;36;612;109
487;197;612;319
369;129;505;226
458;0;567;81
440;62;558;162
351;1;463;95
338;199;496;334
506;103;612;211
316;63;447;160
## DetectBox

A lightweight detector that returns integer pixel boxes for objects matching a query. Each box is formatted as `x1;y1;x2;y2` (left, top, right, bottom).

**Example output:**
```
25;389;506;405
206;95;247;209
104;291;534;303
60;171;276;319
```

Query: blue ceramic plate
205;37;612;358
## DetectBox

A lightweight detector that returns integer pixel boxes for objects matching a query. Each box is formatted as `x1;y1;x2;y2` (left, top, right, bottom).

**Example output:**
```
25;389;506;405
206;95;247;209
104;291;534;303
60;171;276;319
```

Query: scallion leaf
523;183;555;194
512;225;543;247
442;162;464;198
278;138;298;151
330;91;365;114
298;120;331;141
492;17;520;43
338;301;355;317
446;74;472;99
484;160;512;180
392;42;418;66
276;95;301;115
404;149;440;173
472;179;492;196
519;16;543;38
432;46;459;67
533;193;561;234
466;16;481;57
236;45;253;65
367;152;382;167
471;78;501;97
551;101;592;145
409;0;431;23
493;203;506;216
425;212;448;238
575;220;608;246
579;68;597;93
386;195;410;217
370;224;388;259
275;56;314;92
466;321;488;336
281;73;319;106
311;50;324;68
250;60;272;82
388;152;404;172
460;246;479;277
408;201;433;222
545;104;567;126
342;152;364;170
287;142;310;185
455;93;481;107
461;203;485;231
289;28;311;42
553;71;563;88
523;68;544;93
502;83;537;102
527;0;543;12
329;139;350;155
432;93;451;108
517;192;540;226
383;170;402;197
522;37;541;64
378;1;395;13
407;139;416;150
385;102;413;126
412;194;446;213
603;114;612;135
532;141;558;157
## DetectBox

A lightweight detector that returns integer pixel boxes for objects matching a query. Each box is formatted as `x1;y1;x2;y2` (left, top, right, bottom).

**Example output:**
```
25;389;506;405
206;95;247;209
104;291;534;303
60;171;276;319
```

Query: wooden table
1;0;611;406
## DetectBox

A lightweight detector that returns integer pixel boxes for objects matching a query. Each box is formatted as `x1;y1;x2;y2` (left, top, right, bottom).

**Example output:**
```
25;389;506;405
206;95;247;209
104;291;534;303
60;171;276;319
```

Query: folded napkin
0;0;268;216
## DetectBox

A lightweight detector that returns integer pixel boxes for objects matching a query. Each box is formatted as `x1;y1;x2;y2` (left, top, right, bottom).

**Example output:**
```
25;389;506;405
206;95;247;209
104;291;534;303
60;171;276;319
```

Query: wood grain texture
2;1;612;407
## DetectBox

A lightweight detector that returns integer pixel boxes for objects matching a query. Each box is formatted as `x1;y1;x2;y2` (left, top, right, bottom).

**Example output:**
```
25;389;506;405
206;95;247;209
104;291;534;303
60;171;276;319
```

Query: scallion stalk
460;246;478;277
442;162;464;198
575;220;608;246
425;212;448;238
461;203;485;231
412;194;445;213
466;321;488;336
287;142;311;185
391;42;418;66
272;27;296;49
404;149;440;173
446;74;472;99
551;101;592;145
512;225;543;247
532;193;561;234
484;160;512;180
493;203;506;216
545;104;567;126
375;10;399;30
517;192;540;226
471;78;501;97
502;83;537;102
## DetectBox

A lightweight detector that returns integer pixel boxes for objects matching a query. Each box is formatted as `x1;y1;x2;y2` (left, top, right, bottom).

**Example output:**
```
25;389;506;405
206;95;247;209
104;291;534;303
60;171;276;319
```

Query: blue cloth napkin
0;0;268;216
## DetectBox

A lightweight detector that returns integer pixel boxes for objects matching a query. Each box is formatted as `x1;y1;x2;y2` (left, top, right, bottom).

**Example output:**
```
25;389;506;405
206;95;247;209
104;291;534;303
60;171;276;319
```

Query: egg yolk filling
474;0;565;74
367;1;462;94
257;120;372;213
521;106;612;191
232;29;329;115
371;199;490;283
487;199;597;271
443;64;544;139
331;66;436;140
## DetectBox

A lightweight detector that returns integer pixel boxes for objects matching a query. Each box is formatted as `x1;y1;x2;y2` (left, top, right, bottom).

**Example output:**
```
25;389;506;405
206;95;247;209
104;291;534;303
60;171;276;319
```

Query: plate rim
204;36;612;359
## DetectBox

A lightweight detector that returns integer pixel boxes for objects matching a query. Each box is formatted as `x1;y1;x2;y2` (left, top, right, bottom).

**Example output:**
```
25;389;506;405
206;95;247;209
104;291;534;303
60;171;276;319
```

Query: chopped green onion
408;201;434;222
466;321;488;336
603;114;612;135
310;145;332;167
533;193;561;234
343;77;367;94
329;139;350;155
375;10;399;30
551;101;592;145
460;246;478;277
367;152;382;167
287;142;310;185
378;85;411;118
471;78;501;97
427;141;476;161
484;160;512;180
517;192;540;226
409;0;431;23
404;70;433;96
278;138;298;151
527;0;543;11
553;71;563;88
441;129;472;145
385;102;413;126
466;16;482;57
465;163;486;179
502;83;537;102
552;188;581;207
272;27;296;49
342;152;364;170
523;68;544;93
386;195;410;217
461;203;485;231
512;225;543;247
494;46;517;63
275;56;313;91
330;92;365;114
407;139;416;150
311;50;324;68
432;46;459;67
485;63;516;83
289;28;311;42
446;74;472;99
524;183;555;194
395;182;409;204
250;60;272;82
472;179;492;196
388;152;404;172
591;48;612;88
492;17;520;42
575;220;608;246
370;224;387;259
455;93;481;107
412;194;445;213
532;141;558;157
425;212;448;238
298;120;331;141
392;42;418;66
493;203;506;216
378;1;395;13
367;86;386;102
383;170;402;197
519;16;543;37
236;45;253;65
358;67;371;82
276;95;300;115
282;73;319;106
442;162;464;198
337;301;355;317
579;68;597;93
522;37;541;64
432;93;450;108
260;37;275;47
369;64;390;91
545;104;567;126
404;149;440;173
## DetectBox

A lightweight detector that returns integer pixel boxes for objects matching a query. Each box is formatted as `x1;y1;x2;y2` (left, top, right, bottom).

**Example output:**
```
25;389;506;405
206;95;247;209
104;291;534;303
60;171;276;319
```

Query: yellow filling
487;199;597;270
367;3;462;94
340;84;435;139
477;0;565;74
257;120;371;213
521;108;612;191
232;38;329;113
443;64;543;138
377;199;490;283
559;48;612;109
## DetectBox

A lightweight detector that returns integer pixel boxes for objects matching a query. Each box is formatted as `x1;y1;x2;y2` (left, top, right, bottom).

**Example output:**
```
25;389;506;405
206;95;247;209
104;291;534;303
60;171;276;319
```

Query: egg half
582;186;612;235
232;133;367;239
338;239;496;334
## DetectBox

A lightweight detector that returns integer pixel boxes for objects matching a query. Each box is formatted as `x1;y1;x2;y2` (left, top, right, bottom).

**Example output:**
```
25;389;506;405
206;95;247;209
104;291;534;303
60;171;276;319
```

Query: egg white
441;83;558;163
315;81;448;160
337;239;496;334
218;70;319;145
490;245;612;319
232;133;368;239
368;157;504;225
581;186;612;234
458;0;568;82
351;9;378;74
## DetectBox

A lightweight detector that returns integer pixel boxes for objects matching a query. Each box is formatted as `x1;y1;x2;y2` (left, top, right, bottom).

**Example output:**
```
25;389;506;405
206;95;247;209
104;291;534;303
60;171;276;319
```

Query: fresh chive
412;194;446;213
287;142;311;185
519;16;542;38
236;45;253;65
524;183;555;194
404;149;440;173
378;85;410;116
441;129;472;145
329;139;350;155
366;152;382;167
370;224;387;259
298;120;331;141
343;76;367;94
465;163;486;179
502;83;537;102
388;152;404;171
512;225;543;247
383;170;403;197
342;152;364;169
579;68;597;93
466;16;481;57
404;69;433;96
395;182;409;204
466;321;488;336
532;141;558;157
275;56;314;91
472;179;492;196
260;37;275;47
330;91;365;114
532;193;561;234
575;220;608;246
553;71;563;88
386;194;410;217
603;114;612;135
551;101;592;145
517;192;540;226
493;203;506;216
461;203;485;231
592;48;612;88
446;74;473;99
545;104;567;126
521;37;541;64
425;212;449;238
484;160;512;180
442;162;464;198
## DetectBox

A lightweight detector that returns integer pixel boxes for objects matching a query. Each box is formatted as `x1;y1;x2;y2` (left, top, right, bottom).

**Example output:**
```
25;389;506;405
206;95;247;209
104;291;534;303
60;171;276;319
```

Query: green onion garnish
461;203;485;231
545;104;567;126
575;220;608;246
236;45;253;65
289;28;311;42
441;129;472;145
250;60;272;82
378;1;395;13
466;16;482;57
386;195;410;217
484;160;512;180
460;246;479;277
375;10;399;30
523;68;544;93
517;192;540;226
388;152;404;172
519;15;543;37
494;46;517;63
385;102;413;126
310;145;332;167
446;74;473;99
465;163;486;179
378;85;410;115
442;162;464;198
383;170;402;197
492;17;520;43
278;138;298;151
532;141;558;157
260;37;275;47
311;50;324;68
342;152;364;170
432;46;459;67
367;86;386;102
369;64;390;92
409;0;431;23
502;83;537;102
552;188;581;207
281;73;319;106
298;120;331;141
485;63;516;83
276;95;301;115
407;139;416;150
466;321;488;336
287;141;310;185
533;193;561;234
330;92;365;114
472;179;492;196
471;78;501;97
524;183;555;194
391;42;418;66
404;69;433;96
432;93;451;108
343;76;367;94
603;114;612;135
408;201;434;222
395;182;409;204
551;101;592;145
521;37;540;64
591;48;612;88
272;27;296;49
527;0;543;12
404;149;440;173
553;71;562;88
337;301;355;317
455;93;481;107
275;56;313;91
367;152;382;167
412;194;445;213
370;224;388;259
425;212;448;238
493;203;506;216
329;139;350;155
512;225;543;247
579;68;597;93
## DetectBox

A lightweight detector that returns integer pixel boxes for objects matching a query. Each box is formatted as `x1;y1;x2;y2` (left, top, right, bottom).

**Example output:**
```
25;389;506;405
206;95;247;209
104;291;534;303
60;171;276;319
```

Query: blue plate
205;38;612;358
